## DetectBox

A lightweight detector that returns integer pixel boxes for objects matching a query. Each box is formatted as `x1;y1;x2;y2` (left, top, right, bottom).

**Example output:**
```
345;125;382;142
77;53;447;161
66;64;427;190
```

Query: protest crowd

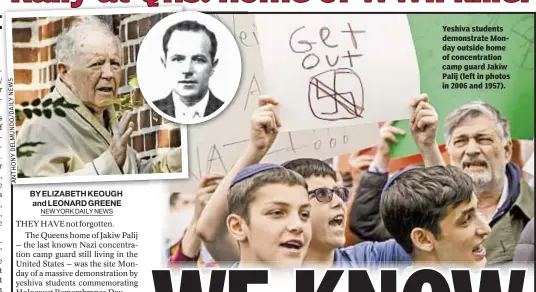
166;94;534;269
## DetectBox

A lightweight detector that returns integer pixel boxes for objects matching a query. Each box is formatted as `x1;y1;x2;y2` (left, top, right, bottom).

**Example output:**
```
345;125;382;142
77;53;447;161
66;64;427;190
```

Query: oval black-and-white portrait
137;11;242;125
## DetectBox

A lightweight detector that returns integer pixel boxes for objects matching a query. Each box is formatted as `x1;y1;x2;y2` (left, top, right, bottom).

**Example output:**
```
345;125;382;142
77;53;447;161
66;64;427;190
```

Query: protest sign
174;123;379;193
188;13;266;144
255;14;419;132
177;13;382;192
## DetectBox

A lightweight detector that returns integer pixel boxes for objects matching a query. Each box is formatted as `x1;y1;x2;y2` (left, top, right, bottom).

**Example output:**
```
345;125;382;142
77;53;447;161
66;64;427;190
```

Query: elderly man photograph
409;94;534;265
152;20;224;121
16;16;182;177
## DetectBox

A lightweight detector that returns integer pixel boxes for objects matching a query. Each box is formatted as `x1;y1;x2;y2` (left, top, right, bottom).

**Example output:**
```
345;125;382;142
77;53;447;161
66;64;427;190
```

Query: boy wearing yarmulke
196;95;303;264
196;95;409;268
226;164;312;268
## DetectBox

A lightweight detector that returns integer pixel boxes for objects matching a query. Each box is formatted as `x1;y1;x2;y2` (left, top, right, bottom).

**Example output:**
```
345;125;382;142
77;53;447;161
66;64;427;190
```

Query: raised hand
111;110;134;168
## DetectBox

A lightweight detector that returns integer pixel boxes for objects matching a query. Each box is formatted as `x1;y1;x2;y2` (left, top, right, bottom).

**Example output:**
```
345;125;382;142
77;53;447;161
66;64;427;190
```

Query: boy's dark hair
162;20;218;63
380;165;474;254
228;167;308;224
281;158;337;181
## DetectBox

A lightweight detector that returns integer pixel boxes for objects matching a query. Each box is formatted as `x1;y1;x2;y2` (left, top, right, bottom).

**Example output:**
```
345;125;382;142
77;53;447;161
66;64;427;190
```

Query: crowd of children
167;94;534;269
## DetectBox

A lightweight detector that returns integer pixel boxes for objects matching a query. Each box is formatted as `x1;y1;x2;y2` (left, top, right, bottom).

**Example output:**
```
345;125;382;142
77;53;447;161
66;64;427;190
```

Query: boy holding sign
196;96;409;268
197;95;314;266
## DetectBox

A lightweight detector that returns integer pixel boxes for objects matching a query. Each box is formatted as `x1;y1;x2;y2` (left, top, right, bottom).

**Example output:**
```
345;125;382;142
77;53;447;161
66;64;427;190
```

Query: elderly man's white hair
56;15;121;66
444;100;511;148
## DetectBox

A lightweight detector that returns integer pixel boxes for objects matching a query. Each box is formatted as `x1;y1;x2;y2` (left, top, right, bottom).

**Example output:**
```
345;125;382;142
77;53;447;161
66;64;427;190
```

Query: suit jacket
153;91;224;119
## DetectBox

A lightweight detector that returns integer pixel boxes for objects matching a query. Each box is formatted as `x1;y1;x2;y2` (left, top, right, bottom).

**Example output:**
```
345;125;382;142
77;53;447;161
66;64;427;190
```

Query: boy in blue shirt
196;95;409;268
281;158;410;268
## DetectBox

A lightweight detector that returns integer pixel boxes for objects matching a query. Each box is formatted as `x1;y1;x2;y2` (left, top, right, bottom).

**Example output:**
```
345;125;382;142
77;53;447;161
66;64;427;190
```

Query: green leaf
17;171;29;178
152;112;160;122
44;109;52;119
100;99;122;106
128;75;139;88
16;141;45;159
32;108;42;116
23;108;33;119
18;141;45;148
53;97;65;107
118;95;130;103
17;149;37;157
54;108;66;117
61;103;78;109
31;98;41;107
42;98;53;107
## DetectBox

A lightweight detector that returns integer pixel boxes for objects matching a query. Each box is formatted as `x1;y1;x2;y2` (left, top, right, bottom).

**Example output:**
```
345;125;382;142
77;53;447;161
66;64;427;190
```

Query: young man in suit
154;20;224;121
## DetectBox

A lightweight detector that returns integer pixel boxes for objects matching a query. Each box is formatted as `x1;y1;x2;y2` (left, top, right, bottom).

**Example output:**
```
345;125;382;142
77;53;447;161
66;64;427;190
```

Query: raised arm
195;96;282;262
410;94;445;167
182;174;224;258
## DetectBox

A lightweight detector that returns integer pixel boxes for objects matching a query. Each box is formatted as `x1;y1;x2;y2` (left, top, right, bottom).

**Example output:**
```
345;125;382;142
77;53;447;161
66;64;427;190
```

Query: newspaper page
0;2;534;292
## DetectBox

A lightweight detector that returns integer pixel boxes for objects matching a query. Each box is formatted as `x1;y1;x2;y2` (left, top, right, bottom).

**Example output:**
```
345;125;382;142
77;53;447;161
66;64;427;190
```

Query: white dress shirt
172;90;210;120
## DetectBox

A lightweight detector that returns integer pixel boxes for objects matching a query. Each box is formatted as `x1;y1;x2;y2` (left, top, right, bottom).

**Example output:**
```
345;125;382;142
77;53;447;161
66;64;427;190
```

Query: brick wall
13;17;75;108
12;13;181;162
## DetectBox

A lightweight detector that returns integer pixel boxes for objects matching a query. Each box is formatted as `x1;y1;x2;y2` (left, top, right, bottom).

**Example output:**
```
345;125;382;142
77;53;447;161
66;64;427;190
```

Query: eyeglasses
308;187;350;203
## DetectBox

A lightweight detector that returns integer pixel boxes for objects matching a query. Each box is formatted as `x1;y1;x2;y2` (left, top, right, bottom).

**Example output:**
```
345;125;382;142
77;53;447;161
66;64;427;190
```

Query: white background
137;10;242;124
1;1;535;292
256;13;419;132
11;181;168;292
137;11;242;104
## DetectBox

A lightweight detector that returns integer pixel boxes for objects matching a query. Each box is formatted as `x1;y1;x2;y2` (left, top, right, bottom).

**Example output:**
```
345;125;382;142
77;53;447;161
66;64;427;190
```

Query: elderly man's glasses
308;187;350;203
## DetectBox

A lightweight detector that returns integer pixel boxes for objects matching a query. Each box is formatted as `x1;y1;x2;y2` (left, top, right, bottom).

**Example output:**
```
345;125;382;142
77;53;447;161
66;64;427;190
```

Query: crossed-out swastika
308;68;364;121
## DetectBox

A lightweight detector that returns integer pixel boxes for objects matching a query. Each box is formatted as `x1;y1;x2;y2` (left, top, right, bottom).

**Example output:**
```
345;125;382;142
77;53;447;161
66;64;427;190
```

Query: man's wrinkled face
306;176;347;251
163;30;216;103
63;32;121;111
448;115;511;189
243;184;312;268
431;194;491;268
